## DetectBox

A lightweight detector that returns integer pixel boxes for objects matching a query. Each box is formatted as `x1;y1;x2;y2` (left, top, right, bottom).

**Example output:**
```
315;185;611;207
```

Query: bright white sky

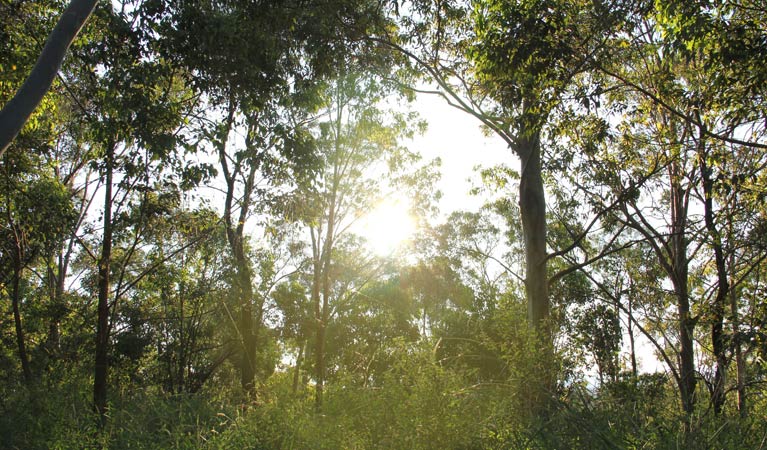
407;92;512;216
353;90;512;254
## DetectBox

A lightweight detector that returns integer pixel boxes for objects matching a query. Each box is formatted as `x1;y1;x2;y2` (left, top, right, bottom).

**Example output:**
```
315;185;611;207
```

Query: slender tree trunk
292;341;304;395
235;246;257;393
729;246;747;417
316;275;331;409
94;142;114;427
314;97;342;410
313;230;333;410
698;136;729;415
669;164;696;421
314;198;336;410
45;262;64;355
312;280;325;409
732;286;746;417
0;0;98;156
627;285;638;379
177;283;186;393
12;260;32;383
311;255;324;408
676;281;696;416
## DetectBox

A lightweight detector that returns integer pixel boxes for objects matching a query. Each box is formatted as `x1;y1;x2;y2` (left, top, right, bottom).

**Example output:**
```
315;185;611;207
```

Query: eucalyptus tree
147;0;399;395
1;3;85;382
111;205;231;394
299;72;424;408
271;274;313;395
382;1;634;350
1;0;103;368
0;151;76;383
325;262;421;386
573;2;767;419
50;1;202;424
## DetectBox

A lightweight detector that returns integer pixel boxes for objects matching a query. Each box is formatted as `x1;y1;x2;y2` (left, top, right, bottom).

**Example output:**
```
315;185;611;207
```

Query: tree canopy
1;0;767;447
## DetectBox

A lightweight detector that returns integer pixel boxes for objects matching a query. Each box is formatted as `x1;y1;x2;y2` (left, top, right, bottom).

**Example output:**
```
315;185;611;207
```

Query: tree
0;153;75;382
150;0;394;395
60;1;200;424
300;72;422;408
570;2;767;421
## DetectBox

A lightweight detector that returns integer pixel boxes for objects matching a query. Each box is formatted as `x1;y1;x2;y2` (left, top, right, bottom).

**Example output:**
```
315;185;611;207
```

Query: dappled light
2;0;767;448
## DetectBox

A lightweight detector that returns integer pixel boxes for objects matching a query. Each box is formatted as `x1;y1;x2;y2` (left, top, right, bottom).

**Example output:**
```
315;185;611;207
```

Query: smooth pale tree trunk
0;0;98;156
513;115;553;413
516;129;549;331
94;142;114;427
292;341;304;395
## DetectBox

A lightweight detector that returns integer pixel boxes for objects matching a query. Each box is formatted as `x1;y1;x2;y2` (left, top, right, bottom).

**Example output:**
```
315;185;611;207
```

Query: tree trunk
734;330;746;417
516;129;548;331
627;285;638;379
729;250;747;417
235;247;257;393
93;142;114;427
698;138;729;415
676;282;696;416
316;281;330;409
292;341;304;395
0;0;98;156
669;164;696;420
314;108;341;409
12;260;32;383
45;262;65;356
514;119;553;413
312;249;326;409
217;104;260;396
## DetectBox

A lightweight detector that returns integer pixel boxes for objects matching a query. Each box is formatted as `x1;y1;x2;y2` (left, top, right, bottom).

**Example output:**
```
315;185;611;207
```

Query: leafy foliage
2;0;767;448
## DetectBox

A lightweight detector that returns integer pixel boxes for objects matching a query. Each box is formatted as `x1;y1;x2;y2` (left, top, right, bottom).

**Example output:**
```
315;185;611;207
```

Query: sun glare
359;198;416;255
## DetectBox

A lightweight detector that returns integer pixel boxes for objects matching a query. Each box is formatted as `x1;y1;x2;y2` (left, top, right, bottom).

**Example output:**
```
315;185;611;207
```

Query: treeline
1;0;766;448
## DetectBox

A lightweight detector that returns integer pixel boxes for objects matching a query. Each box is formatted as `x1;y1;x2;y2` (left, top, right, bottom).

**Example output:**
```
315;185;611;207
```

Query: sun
358;197;416;256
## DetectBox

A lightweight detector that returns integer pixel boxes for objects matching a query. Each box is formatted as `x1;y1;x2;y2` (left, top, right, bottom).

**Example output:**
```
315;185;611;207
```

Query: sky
407;92;512;216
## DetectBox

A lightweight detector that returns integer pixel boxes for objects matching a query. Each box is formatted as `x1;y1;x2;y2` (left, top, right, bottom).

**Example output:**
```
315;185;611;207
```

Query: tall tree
301;72;422;408
382;0;633;349
150;0;395;395
1;154;75;383
61;1;198;424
